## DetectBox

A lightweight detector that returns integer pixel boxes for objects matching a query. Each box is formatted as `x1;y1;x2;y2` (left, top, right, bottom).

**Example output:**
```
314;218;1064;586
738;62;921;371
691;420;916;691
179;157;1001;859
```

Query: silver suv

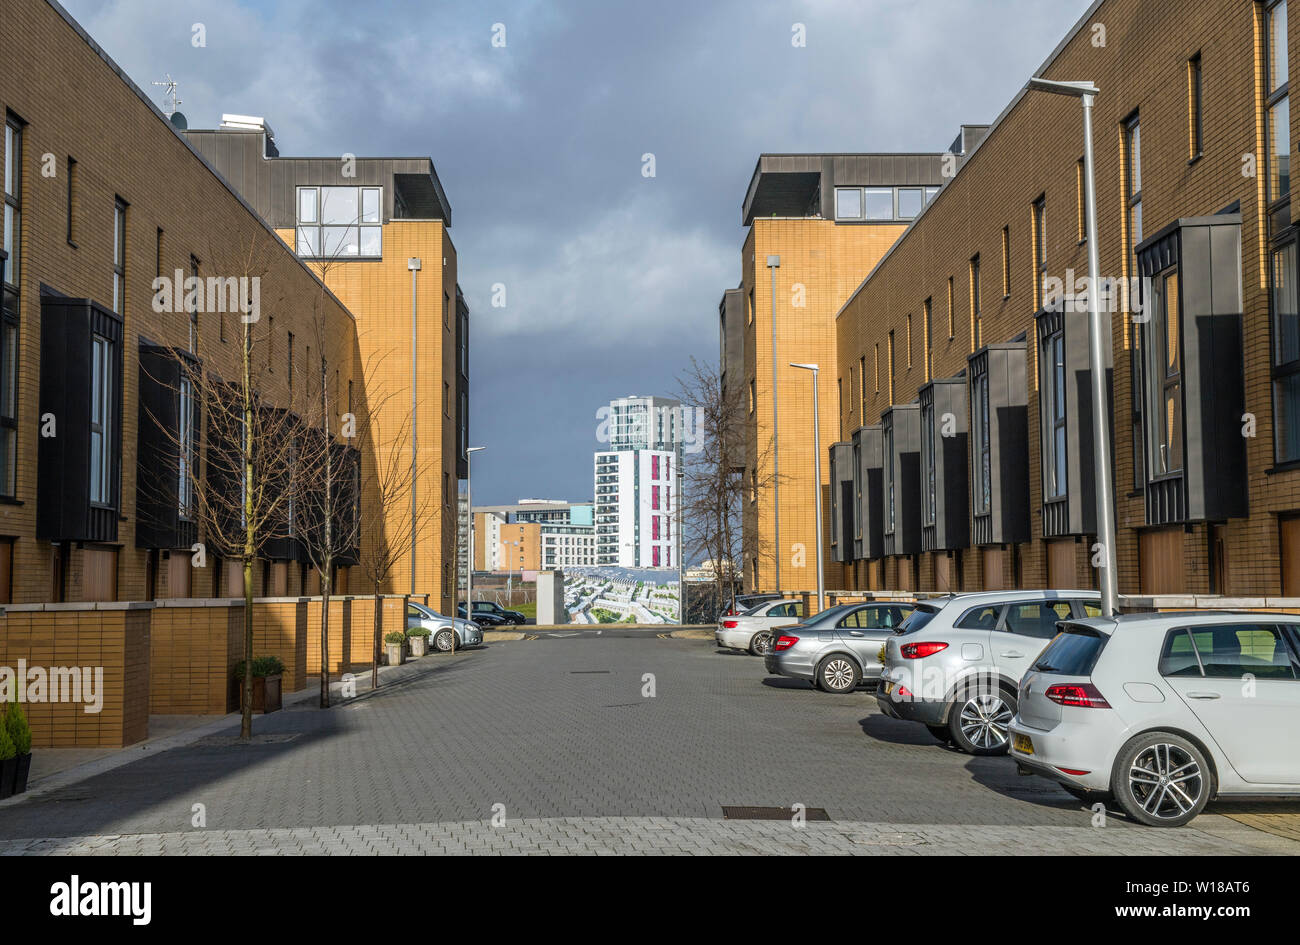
875;590;1100;754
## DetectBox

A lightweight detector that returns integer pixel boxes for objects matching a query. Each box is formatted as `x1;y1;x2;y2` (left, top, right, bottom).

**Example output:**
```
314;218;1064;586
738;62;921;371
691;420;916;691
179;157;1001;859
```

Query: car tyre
434;628;455;652
749;632;773;657
947;686;1017;756
815;655;861;693
1110;732;1211;827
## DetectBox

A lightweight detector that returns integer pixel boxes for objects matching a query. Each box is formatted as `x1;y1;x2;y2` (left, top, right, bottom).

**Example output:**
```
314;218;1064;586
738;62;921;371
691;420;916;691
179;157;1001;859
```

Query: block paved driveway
0;633;1295;854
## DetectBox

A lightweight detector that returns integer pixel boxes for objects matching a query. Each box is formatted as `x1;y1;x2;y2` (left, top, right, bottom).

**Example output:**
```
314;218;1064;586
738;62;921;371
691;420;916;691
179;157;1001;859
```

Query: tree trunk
319;561;331;708
241;556;254;740
372;577;382;690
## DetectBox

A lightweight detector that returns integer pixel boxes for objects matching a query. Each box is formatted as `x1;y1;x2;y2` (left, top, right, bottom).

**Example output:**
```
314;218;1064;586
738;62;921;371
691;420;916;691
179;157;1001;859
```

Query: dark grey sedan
762;601;915;693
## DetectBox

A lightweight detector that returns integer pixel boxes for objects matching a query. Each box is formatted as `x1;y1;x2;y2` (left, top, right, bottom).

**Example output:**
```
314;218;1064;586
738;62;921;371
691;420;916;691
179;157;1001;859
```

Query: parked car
876;590;1100;755
717;593;783;621
1010;612;1300;826
765;601;916;692
716;599;805;656
457;600;527;625
408;602;483;651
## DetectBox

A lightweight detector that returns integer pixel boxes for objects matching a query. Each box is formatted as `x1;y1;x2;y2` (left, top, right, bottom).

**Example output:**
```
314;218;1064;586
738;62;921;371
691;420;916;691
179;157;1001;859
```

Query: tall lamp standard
767;254;781;596
1024;77;1118;616
789;363;824;613
407;257;421;597
464;446;487;642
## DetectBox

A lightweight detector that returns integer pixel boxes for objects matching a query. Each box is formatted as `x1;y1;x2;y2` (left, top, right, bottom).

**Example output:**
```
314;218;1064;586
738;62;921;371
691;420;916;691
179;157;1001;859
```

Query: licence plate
1012;733;1034;755
883;681;894;695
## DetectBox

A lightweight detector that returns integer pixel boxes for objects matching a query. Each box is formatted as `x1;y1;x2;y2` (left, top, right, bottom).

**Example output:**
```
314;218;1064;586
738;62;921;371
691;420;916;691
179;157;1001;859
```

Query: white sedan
716;599;805;656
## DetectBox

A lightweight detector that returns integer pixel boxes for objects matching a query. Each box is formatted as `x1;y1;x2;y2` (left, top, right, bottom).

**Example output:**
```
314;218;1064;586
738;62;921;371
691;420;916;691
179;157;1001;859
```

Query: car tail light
1044;683;1111;708
896;685;913;698
1055;767;1091;776
900;641;949;659
774;634;799;651
722;620;738;629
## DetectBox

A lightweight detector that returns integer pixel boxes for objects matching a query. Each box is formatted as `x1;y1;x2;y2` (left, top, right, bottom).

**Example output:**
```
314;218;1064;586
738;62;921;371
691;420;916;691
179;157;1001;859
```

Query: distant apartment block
594;424;677;568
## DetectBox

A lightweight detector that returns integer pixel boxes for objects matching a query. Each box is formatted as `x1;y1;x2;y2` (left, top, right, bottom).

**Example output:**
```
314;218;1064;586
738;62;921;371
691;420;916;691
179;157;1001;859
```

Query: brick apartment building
831;0;1300;598
0;0;466;610
724;151;950;593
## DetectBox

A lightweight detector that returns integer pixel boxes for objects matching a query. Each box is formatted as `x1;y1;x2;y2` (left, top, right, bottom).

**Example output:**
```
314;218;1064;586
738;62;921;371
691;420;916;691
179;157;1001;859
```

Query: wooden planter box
238;674;283;714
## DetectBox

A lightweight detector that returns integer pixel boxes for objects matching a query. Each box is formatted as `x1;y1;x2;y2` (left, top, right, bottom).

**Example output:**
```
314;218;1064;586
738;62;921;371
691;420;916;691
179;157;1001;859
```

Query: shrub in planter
407;626;431;657
0;724;14;801
384;630;407;666
4;697;32;796
233;656;286;714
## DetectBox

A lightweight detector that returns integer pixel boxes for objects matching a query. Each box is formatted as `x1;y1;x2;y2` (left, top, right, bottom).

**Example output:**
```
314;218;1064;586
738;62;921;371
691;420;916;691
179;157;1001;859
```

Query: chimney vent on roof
219;114;277;157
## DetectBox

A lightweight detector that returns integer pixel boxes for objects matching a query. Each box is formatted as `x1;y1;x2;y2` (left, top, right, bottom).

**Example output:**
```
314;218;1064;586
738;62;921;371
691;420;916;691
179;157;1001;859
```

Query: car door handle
848;631;867;637
1186;691;1222;700
1000;651;1026;659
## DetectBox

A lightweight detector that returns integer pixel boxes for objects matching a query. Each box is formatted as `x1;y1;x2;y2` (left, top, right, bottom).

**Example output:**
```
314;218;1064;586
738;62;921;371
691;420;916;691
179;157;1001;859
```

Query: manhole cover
196;734;301;747
722;806;832;821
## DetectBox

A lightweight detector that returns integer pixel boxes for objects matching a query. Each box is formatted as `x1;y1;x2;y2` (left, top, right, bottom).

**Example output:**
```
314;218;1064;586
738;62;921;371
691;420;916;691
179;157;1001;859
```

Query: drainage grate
722;806;832;821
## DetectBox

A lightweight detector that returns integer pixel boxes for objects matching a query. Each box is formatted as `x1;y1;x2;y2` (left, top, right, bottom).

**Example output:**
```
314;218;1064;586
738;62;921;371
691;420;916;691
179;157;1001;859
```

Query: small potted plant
384;630;407;665
233;656;285;714
407;626;431;657
0;723;15;801
5;697;32;795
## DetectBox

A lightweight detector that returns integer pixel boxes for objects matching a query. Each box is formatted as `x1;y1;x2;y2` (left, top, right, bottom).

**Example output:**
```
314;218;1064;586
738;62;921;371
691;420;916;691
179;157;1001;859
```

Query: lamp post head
766;255;780;268
407;257;422;271
467;446;486;455
788;362;819;373
1025;77;1099;98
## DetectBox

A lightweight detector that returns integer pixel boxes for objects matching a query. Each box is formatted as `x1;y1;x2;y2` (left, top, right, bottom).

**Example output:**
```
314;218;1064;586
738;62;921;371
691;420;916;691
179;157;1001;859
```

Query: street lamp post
1024;77;1119;616
407;257;421;597
767;254;781;596
789;363;824;613
465;446;486;642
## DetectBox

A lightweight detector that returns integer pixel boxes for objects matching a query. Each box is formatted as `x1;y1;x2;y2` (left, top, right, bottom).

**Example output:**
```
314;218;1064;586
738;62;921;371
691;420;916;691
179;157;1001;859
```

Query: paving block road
0;632;1295;855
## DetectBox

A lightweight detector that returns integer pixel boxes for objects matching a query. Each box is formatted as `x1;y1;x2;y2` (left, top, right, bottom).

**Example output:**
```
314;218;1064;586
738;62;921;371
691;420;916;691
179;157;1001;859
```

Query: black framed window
1032;196;1047;309
920;402;936;527
178;375;195;521
884;420;895;533
1267;0;1290;205
188;255;199;354
1041;326;1067;499
112;198;126;315
970;255;982;349
0;117;18;499
66;157;77;245
1188;53;1204;159
1124;113;1143;246
1145;269;1183;477
89;333;116;506
3;114;21;311
1273;239;1300;461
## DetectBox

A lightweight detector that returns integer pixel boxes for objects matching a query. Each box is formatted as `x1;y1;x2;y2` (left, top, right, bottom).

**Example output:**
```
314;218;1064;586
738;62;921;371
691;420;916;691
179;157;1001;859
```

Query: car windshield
895;604;940;635
1033;627;1107;675
740;603;770;616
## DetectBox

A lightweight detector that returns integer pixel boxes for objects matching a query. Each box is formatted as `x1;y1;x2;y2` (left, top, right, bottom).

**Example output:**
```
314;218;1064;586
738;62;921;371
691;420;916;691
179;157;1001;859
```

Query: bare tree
675;357;779;617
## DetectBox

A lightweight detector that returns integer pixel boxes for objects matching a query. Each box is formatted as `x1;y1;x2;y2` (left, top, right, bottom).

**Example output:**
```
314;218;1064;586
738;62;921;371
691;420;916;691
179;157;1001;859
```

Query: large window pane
361;188;381;223
359;225;382;256
296;226;320;257
897;188;923;219
322;226;359;257
835;188;861;219
320;187;359;225
1271;97;1291;201
1271;1;1289;95
297;187;317;223
1274;242;1299;365
864;188;893;220
1276;372;1300;463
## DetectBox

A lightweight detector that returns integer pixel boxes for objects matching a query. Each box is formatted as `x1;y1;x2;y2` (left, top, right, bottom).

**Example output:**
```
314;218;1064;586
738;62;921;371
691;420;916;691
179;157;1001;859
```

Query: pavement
0;631;1296;855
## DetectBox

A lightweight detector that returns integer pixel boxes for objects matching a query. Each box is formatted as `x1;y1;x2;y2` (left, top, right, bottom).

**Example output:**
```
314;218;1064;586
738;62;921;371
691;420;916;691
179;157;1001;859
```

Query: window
897;187;923;220
920;402;936;526
925;186;940;204
884;419;895;533
864;188;893;220
1001;225;1011;297
1032;197;1046;310
66;157;77;245
905;313;913;368
1042;325;1067;499
747;287;754;325
873;343;880;392
89;334;114;505
947;276;955;338
112;199;126;315
1159;624;1299;679
1002;601;1072;640
0;117;19;498
923;298;932;380
288;331;295;392
187;255;199;353
835;187;862;220
295;186;382;258
858;354;867;416
1076;157;1087;243
970;255;982;350
972;369;991;514
1272;240;1300;461
1266;1;1290;204
1124;114;1143;246
748;378;755;414
1146;269;1183;476
956;605;1001;629
886;331;895;402
1188;53;1204;159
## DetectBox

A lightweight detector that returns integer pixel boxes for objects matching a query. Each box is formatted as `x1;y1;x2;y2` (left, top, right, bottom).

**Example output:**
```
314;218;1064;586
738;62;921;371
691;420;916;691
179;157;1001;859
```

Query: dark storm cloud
61;0;1087;502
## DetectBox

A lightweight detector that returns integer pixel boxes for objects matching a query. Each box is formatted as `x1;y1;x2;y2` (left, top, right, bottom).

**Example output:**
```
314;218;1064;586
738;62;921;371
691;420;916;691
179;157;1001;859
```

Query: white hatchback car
716;599;805;656
1010;612;1300;826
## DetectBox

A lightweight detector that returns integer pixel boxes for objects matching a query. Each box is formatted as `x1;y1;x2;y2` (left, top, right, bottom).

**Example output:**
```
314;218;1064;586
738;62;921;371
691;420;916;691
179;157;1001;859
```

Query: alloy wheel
957;694;1012;750
822;658;856;691
1126;742;1205;822
752;633;772;656
435;629;455;652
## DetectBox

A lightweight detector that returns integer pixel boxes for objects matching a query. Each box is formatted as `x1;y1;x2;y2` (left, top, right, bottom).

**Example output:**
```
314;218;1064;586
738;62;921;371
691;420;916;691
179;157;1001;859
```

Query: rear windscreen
896;605;939;635
1032;628;1107;676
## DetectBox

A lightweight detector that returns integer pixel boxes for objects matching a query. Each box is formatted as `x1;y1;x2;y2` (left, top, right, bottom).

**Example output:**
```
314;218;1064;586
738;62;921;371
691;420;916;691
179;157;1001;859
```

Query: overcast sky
63;0;1086;505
